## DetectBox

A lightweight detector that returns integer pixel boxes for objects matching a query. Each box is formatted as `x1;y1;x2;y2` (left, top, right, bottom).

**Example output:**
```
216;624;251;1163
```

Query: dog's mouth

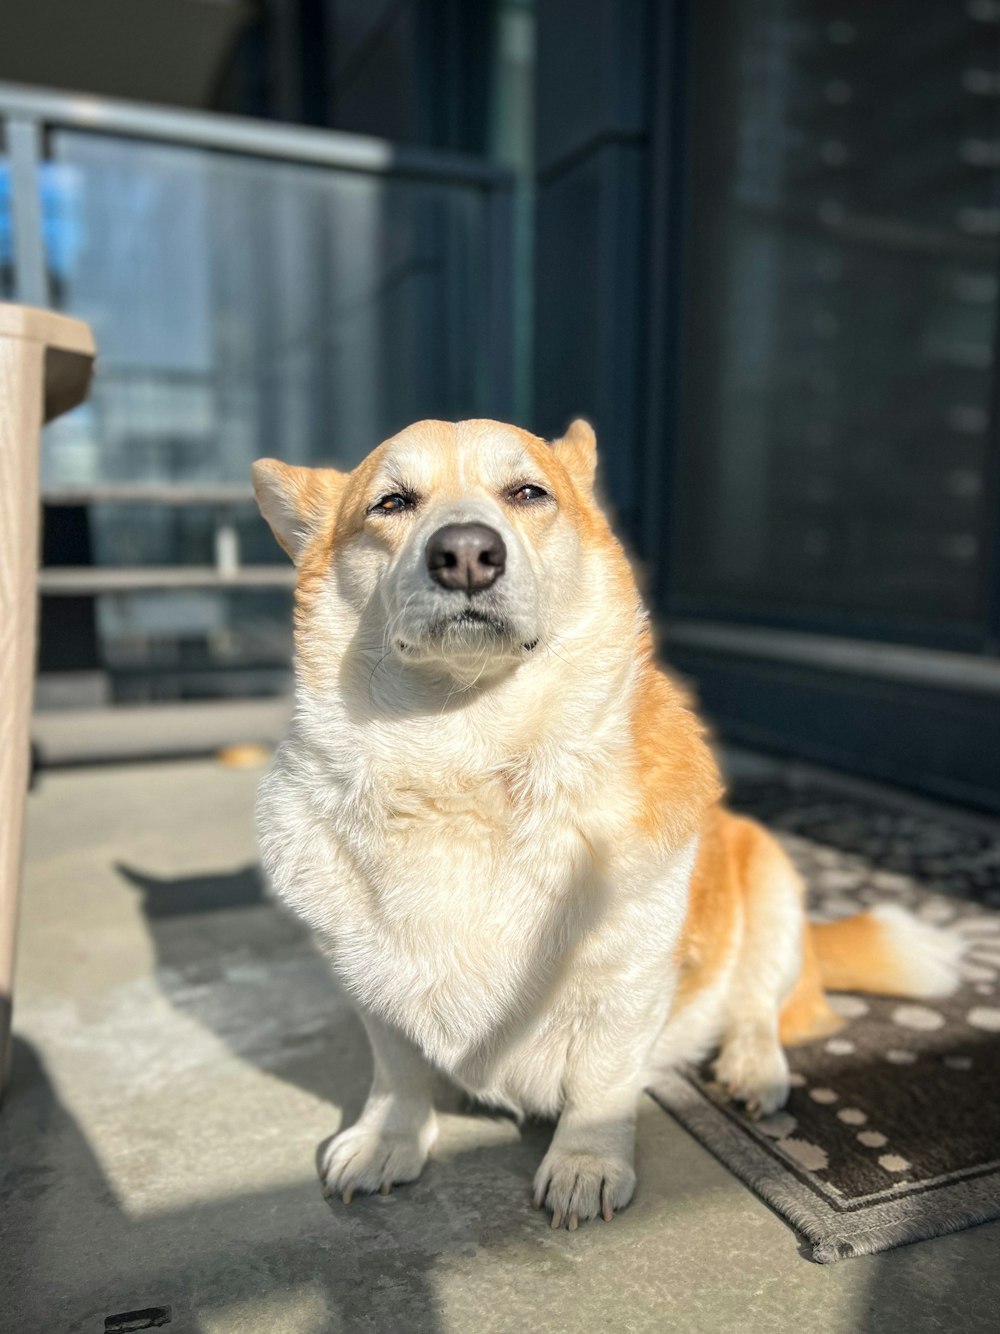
396;609;539;657
435;607;508;633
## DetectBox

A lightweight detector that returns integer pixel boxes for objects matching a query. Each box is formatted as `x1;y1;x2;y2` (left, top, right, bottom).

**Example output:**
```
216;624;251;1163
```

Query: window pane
673;1;1000;645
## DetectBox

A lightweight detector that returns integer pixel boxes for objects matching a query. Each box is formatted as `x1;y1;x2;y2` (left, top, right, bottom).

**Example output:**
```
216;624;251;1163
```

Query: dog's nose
425;523;507;592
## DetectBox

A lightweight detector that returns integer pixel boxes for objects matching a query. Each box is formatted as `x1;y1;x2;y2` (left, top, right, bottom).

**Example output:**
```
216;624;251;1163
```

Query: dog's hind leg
712;820;806;1118
320;1011;438;1203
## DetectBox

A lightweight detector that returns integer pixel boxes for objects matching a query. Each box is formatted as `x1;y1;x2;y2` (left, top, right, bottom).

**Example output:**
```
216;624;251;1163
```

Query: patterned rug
650;776;1000;1263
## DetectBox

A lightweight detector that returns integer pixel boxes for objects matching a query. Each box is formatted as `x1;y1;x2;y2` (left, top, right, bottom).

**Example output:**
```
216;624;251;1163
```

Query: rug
649;776;1000;1263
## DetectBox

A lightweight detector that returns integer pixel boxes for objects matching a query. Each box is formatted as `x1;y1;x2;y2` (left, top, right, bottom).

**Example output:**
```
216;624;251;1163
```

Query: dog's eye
508;484;549;504
368;492;416;515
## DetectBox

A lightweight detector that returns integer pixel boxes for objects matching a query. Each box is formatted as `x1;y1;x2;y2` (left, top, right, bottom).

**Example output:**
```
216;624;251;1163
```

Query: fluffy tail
811;905;963;1000
779;905;963;1046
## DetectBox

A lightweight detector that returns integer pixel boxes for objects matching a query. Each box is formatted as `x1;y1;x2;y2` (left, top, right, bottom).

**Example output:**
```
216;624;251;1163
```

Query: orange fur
778;925;845;1045
673;808;744;1008
629;635;723;846
675;807;946;1047
676;809;844;1044
810;913;920;997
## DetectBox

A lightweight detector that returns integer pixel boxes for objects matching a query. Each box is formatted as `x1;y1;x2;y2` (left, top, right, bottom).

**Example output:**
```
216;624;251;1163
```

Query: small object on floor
214;742;271;769
104;1307;171;1332
651;776;1000;1263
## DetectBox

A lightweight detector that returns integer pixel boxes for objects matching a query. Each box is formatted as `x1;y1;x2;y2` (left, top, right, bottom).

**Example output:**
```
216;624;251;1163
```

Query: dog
253;417;961;1230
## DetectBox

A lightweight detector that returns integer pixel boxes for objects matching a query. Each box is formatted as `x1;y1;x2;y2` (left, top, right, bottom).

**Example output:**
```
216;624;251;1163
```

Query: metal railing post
214;504;241;580
6;115;49;309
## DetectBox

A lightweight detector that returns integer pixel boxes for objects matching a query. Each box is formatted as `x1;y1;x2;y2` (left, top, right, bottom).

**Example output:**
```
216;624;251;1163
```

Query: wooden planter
0;303;95;1099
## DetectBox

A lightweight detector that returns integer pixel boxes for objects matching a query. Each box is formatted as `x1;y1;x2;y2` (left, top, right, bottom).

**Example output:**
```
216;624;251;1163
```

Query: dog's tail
810;905;963;999
779;905;963;1046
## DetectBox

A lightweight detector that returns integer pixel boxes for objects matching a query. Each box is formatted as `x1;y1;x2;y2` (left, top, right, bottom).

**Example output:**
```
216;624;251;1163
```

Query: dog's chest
381;775;512;849
324;770;601;1068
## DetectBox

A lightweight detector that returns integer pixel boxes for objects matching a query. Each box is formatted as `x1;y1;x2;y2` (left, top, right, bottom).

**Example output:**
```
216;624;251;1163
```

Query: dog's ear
252;459;346;562
551;418;598;492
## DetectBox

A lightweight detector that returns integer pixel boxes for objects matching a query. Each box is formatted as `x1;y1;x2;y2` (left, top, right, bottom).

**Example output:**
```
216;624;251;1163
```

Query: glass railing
0;84;515;703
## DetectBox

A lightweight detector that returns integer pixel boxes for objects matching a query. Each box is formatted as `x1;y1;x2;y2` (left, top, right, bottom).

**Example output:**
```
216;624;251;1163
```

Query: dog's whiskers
363;592;421;705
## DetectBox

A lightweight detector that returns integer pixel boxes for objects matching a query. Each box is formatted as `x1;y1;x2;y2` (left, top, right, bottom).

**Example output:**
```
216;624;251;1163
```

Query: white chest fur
257;712;693;1116
261;740;607;1054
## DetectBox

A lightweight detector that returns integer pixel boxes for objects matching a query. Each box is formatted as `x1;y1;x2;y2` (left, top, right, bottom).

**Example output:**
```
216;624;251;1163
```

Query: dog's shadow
118;859;371;1116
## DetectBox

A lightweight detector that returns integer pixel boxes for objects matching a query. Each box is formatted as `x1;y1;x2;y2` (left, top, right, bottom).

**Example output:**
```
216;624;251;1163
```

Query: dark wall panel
535;0;646;174
534;0;651;545
534;143;645;538
670;648;1000;816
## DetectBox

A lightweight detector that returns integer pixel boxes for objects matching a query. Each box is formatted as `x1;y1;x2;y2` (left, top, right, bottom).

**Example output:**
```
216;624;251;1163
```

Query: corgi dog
253;418;960;1230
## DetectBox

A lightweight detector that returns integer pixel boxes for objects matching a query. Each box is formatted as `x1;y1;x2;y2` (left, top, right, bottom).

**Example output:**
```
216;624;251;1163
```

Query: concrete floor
3;757;1000;1334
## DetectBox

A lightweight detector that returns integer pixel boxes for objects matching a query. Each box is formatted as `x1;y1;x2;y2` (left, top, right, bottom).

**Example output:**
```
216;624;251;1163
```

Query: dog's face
253;419;605;680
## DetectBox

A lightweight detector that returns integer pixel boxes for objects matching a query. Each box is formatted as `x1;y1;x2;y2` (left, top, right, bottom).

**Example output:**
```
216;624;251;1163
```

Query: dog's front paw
320;1123;432;1203
532;1148;636;1230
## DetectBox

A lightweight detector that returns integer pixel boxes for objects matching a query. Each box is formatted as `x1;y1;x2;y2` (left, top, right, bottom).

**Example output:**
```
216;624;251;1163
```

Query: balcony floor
3;755;999;1332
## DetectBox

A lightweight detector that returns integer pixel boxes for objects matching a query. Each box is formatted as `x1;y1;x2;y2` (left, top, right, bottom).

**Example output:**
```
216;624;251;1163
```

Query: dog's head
253;418;615;684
